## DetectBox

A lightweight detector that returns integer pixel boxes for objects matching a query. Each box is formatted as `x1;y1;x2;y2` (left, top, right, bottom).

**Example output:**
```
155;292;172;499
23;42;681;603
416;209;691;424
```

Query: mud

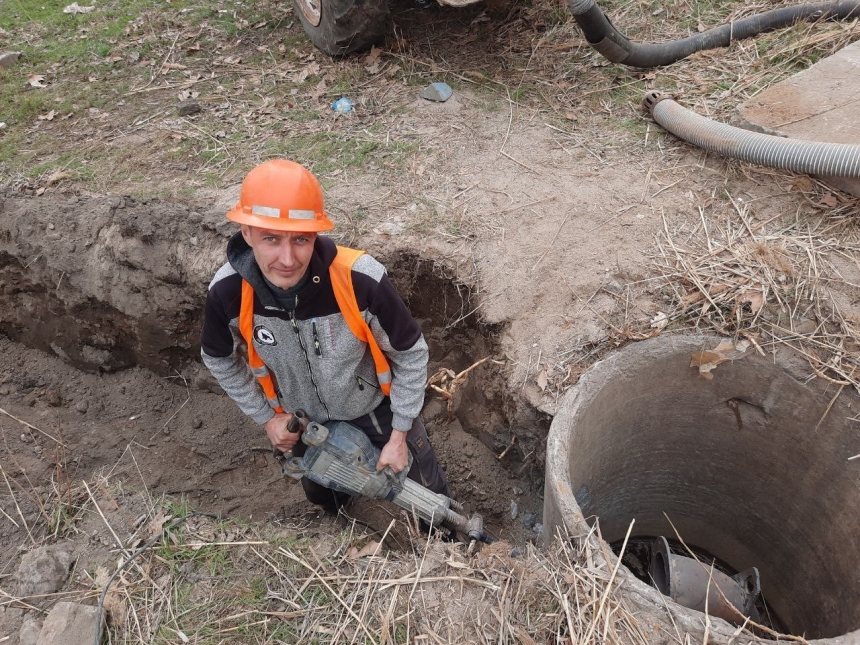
0;190;548;560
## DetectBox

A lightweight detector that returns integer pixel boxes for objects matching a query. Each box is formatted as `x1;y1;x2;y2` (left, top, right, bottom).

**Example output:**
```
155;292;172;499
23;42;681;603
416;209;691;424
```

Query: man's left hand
377;430;409;473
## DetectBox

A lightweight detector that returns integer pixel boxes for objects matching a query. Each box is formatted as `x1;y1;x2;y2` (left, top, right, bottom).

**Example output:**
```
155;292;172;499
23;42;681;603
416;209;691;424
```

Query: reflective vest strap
239;279;285;414
331;246;393;396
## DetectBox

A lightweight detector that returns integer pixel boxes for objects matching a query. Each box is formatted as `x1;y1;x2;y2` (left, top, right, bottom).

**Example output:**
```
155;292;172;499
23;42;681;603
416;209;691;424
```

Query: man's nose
278;241;295;265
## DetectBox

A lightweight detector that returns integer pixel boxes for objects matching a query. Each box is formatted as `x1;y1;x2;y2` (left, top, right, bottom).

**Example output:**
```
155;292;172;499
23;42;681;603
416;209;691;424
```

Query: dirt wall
0;191;229;372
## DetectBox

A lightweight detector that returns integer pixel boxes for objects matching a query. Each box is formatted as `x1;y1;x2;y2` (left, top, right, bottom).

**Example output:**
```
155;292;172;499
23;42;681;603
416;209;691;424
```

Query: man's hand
264;413;301;453
377;430;409;473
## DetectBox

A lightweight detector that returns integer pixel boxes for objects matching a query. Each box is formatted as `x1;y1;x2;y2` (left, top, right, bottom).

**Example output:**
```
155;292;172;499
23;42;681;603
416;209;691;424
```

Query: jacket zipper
289;298;330;419
311;319;322;357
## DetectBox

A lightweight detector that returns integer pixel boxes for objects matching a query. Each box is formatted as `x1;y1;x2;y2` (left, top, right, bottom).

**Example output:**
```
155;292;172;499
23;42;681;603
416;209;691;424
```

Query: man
201;159;450;514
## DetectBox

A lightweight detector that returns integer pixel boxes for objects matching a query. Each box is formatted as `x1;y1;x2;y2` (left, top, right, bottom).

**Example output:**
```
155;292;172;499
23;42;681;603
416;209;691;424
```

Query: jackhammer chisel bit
281;419;494;544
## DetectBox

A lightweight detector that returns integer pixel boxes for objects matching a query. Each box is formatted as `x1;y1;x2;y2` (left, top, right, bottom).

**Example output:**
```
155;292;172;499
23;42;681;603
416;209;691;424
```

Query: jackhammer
280;418;495;544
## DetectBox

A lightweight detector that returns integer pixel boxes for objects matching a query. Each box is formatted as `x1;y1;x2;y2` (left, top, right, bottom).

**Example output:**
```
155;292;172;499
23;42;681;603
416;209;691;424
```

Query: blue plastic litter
331;97;353;114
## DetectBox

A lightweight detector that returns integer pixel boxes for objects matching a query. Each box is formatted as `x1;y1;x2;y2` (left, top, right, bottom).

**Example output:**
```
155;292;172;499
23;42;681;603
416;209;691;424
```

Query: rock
0;51;22;69
0;384;10;395
45;389;62;407
420;82;453;102
521;511;537;530
605;280;623;295
75;399;89;413
20;614;43;645
177;100;202;117
510;500;518;520
16;545;74;596
37;602;98;645
192;418;203;429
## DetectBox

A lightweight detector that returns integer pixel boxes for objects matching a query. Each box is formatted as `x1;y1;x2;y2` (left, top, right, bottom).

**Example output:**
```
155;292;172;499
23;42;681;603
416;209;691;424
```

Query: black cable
93;512;215;645
570;1;860;67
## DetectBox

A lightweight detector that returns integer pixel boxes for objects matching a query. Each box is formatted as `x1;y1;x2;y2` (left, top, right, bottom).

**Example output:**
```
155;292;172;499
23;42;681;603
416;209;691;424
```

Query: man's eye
263;237;276;243
295;237;309;244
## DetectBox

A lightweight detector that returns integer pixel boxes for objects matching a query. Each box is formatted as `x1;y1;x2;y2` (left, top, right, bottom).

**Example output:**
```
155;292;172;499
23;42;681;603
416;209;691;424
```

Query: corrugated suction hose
569;1;860;67
642;91;860;178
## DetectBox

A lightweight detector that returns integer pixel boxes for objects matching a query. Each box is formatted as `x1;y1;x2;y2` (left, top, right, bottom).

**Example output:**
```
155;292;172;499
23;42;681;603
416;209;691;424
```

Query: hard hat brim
226;209;335;232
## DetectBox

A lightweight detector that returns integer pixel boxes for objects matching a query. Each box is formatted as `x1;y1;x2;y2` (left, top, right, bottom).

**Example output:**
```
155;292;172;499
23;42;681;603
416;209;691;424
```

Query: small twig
499;150;539;175
496;435;517;461
0;407;67;446
1;467;34;544
532;215;570;272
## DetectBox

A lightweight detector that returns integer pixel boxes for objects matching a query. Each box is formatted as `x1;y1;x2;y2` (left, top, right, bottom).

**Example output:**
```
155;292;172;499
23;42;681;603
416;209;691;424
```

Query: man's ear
240;225;252;245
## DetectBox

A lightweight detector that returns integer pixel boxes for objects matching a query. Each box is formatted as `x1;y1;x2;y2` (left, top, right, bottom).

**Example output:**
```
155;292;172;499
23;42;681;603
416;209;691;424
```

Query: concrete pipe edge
543;334;860;645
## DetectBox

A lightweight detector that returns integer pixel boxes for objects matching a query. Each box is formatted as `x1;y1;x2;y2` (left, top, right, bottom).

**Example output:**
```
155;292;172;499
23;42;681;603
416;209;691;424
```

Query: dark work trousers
292;397;450;511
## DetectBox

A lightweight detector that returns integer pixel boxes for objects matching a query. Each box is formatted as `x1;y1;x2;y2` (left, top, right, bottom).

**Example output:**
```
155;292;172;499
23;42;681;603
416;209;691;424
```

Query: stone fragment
75;398;88;413
20;614;43;645
177;100;202;116
420;82;453;102
37;602;99;645
0;51;22;69
16;545;74;596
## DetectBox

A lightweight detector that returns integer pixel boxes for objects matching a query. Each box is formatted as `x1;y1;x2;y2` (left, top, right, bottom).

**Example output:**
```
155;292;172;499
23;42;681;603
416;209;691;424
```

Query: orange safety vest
238;246;393;415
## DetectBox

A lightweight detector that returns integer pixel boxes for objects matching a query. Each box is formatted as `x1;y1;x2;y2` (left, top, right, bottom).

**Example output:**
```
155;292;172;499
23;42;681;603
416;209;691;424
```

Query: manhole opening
545;336;860;640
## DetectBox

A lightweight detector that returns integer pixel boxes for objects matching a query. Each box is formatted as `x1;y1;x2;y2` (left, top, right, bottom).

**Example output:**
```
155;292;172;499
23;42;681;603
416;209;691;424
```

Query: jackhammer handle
287;408;309;433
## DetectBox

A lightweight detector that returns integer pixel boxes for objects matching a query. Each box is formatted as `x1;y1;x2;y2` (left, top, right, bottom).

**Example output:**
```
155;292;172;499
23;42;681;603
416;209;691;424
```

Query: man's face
241;226;316;289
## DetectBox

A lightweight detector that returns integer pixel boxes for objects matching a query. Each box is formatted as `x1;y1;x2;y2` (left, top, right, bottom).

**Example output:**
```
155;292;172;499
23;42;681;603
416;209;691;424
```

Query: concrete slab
734;40;860;197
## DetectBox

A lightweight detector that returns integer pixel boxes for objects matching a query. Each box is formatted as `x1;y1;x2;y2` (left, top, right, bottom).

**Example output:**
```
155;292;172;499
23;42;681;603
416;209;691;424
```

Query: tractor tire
293;0;390;57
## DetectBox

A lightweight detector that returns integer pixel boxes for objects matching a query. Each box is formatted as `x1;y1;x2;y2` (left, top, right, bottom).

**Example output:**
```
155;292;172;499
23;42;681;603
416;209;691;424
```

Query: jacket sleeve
365;273;429;432
200;286;275;425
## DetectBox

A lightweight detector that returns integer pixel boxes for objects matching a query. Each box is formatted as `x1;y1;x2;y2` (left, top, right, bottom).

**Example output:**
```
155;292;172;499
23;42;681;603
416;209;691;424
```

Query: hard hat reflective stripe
330;246;393;396
288;209;316;220
239;279;285;414
251;205;281;218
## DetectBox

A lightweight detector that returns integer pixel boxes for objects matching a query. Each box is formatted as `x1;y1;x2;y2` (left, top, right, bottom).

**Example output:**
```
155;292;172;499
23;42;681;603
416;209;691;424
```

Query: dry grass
648;177;860;391
0;478;656;645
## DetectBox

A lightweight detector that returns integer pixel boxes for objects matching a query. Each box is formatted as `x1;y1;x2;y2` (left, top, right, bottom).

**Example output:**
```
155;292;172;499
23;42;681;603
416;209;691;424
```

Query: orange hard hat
226;159;335;232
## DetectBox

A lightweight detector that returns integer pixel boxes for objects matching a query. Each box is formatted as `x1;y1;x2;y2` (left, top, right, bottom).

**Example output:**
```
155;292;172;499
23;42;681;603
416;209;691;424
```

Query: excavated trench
544;335;860;642
0;191;549;541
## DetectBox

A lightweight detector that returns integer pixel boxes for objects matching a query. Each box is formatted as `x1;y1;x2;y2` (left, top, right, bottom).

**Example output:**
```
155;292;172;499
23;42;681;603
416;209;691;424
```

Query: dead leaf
690;339;751;379
148;510;168;539
223;55;242;65
47;170;70;185
38;110;56;121
177;89;199;101
36;187;46;196
790;176;815;193
446;559;471;570
346;540;382;559
290;69;309;84
536;369;548;391
739;289;765;313
364;45;382;65
364;61;381;74
820;194;839;208
28;74;47;88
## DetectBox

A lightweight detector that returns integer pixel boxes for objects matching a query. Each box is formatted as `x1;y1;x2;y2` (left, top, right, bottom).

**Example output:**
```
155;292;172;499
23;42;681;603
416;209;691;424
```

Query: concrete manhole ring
543;334;860;643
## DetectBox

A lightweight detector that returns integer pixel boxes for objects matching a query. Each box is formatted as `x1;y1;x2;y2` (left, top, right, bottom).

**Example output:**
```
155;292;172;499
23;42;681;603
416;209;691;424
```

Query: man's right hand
264;413;301;453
